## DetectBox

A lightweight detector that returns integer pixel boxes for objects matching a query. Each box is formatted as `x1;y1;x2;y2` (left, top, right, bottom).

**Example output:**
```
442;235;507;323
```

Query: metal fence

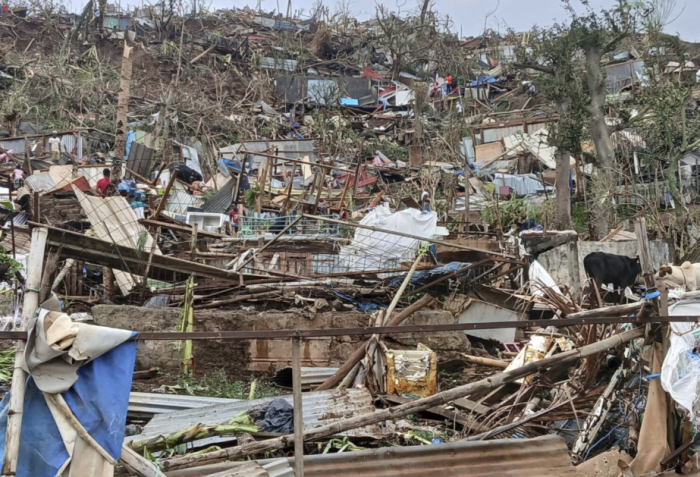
238;214;341;237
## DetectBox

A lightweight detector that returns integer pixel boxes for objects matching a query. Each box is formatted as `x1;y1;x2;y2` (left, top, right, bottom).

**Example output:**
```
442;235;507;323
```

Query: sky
71;0;700;42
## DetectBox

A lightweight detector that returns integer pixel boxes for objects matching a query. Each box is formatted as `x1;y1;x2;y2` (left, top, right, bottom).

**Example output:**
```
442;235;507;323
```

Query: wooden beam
151;169;178;223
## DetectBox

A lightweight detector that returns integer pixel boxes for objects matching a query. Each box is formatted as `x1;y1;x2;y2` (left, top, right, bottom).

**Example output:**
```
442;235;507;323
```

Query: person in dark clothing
170;164;203;184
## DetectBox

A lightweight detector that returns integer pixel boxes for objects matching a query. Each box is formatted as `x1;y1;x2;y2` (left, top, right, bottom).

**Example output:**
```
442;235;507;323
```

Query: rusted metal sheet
166;436;582;477
293;435;580;477
125;142;155;180
25;172;56;192
386;346;437;398
127;388;382;444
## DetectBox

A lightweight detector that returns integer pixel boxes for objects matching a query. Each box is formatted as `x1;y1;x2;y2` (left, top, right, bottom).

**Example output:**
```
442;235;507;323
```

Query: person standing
445;74;453;93
96;168;111;198
48;131;61;160
13;165;24;189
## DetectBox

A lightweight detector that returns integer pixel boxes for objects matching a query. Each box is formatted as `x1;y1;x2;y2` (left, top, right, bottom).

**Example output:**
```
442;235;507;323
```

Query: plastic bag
661;300;700;422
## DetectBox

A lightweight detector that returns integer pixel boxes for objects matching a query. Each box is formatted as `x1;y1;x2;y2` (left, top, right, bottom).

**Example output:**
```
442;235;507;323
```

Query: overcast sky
71;0;699;42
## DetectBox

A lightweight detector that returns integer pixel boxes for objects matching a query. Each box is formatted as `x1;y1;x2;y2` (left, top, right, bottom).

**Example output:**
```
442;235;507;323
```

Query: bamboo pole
151;169;178;224
292;336;304;477
460;354;509;368
44;393;118;465
2;227;48;475
161;326;644;472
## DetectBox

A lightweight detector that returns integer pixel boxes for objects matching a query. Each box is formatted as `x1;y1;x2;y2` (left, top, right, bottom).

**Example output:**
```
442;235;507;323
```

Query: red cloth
96;177;110;198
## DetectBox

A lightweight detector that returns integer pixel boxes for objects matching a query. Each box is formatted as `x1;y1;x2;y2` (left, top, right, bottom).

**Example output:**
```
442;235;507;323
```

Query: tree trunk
584;44;615;239
667;153;685;218
419;0;431;24
555;149;572;230
114;42;133;161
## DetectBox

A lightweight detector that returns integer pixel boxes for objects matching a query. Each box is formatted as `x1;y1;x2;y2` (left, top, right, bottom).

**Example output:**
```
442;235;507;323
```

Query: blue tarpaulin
470;76;498;87
0;338;138;477
330;287;385;312
389;262;473;288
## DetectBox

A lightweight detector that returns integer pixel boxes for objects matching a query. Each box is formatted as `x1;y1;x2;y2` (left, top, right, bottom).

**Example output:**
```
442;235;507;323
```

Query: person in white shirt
48;131;61;160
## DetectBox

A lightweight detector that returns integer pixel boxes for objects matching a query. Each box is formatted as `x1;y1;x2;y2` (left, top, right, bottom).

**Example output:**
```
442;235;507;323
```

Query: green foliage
0;348;16;383
135;231;149;256
0;248;23;277
173;369;284;400
366;141;409;160
480;199;554;229
571;201;590;234
244;183;261;209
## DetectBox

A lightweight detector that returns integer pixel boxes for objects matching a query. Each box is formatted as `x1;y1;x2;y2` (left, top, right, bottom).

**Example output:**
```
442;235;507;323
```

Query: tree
515;25;587;230
374;6;433;80
565;1;638;237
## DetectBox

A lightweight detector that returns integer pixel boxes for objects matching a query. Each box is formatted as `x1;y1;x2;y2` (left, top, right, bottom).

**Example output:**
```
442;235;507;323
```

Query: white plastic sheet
339;205;437;272
529;260;564;297
661;300;700;423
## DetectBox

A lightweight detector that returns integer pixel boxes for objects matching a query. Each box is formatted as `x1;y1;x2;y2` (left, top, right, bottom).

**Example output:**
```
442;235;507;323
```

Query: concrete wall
91;306;469;374
537;239;673;297
92;305;182;372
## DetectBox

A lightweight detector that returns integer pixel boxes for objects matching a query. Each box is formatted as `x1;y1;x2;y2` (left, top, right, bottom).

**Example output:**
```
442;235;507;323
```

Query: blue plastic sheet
0;338;138;477
330;288;385;312
389;262;473;288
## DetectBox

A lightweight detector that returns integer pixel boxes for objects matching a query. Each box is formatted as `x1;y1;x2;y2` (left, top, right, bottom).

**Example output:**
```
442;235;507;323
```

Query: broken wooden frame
28;223;276;285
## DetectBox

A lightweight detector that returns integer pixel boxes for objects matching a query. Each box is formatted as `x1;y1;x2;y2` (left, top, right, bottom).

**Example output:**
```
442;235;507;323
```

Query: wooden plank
382;394;481;430
451;397;492;415
120;445;160;477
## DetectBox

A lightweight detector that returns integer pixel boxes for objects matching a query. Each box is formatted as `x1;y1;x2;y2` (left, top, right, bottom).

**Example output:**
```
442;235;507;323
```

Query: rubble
1;1;700;476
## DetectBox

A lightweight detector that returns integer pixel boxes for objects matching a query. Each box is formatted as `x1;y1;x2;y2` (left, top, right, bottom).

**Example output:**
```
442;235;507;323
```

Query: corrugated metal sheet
0;139;25;153
271;367;339;389
25;172;56;192
200;179;234;213
167;436;581;477
30;158;52;171
12;212;28;226
126;142;155;180
483;125;524;143
128;388;381;443
165;190;205;216
74;188;160;295
128;392;240;418
260;57;298;71
219;139;316;171
175;142;203;176
44;133;83;158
